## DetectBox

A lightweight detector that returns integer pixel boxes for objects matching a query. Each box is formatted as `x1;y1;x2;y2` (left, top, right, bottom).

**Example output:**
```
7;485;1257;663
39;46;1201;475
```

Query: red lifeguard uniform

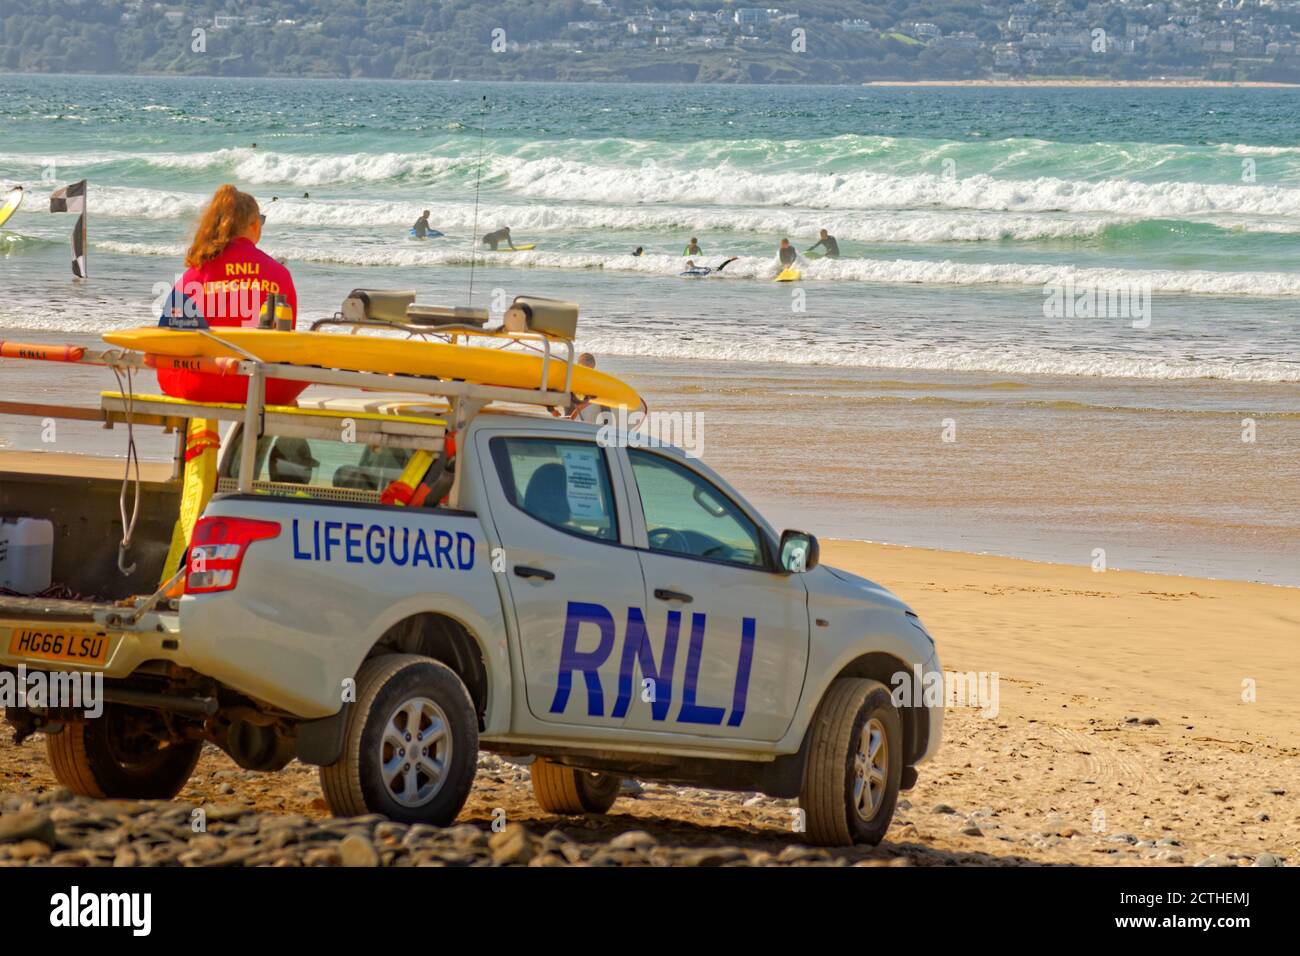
156;236;305;404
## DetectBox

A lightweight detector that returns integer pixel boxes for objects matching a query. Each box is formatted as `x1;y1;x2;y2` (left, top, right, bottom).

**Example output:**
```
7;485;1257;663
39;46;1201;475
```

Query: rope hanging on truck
109;362;143;577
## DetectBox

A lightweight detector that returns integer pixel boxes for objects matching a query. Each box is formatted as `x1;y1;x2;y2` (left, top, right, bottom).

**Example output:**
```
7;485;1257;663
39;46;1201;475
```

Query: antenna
467;95;488;308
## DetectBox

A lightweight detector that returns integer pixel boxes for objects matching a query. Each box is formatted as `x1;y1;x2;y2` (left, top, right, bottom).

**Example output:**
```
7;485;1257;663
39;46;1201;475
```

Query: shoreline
0;448;1294;590
6;71;1299;89
865;78;1300;88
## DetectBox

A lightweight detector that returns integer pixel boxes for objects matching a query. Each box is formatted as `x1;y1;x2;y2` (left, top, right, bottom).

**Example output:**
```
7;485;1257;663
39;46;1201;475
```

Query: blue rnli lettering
677;612;725;725
290;520;474;570
611;608;679;720
726;616;757;727
550;601;616;716
552;602;756;726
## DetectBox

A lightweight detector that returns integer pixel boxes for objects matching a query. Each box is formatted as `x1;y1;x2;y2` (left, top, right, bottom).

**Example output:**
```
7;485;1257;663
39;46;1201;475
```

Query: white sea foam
577;333;1300;383
498;156;1300;219
92;240;1300;297
9;145;1300;220
73;185;1127;241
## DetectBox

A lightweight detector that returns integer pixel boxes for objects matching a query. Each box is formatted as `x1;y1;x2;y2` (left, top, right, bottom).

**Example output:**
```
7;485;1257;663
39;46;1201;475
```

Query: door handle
654;588;693;603
514;565;555;581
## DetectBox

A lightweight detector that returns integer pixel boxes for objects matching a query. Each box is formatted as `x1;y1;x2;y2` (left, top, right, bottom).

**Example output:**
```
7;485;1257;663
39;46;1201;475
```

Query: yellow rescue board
493;243;536;252
775;268;801;282
101;328;641;409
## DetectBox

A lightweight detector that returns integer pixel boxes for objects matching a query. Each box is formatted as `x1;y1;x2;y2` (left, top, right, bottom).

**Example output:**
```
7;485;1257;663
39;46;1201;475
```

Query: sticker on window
561;447;604;520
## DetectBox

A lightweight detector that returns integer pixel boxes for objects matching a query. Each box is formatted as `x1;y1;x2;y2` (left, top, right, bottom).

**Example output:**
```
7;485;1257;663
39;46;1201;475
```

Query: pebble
1252;852;1283;867
339;834;380;868
1194;854;1237;867
0;811;55;846
607;830;656;851
931;804;957;815
488;824;535;866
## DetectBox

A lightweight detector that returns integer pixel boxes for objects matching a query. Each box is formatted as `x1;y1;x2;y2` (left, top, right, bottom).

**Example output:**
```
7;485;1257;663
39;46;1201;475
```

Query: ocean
1;75;1297;584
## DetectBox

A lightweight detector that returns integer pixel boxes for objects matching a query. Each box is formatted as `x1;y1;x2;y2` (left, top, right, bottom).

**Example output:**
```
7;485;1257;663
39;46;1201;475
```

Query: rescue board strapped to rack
1;292;644;503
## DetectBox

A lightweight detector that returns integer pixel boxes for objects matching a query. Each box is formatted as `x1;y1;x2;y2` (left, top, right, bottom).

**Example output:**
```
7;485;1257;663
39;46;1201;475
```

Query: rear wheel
320;654;478;825
530;758;621;814
799;678;902;846
46;705;202;799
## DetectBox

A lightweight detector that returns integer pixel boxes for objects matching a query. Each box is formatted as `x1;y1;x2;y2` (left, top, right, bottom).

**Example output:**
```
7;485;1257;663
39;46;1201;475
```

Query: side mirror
779;530;819;573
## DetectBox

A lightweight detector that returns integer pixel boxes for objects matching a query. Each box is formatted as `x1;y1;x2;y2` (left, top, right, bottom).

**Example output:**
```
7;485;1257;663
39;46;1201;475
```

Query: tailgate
0;598;181;675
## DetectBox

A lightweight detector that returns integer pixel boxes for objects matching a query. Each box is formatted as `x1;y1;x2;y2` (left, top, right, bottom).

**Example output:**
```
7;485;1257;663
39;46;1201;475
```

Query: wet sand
4;334;1299;585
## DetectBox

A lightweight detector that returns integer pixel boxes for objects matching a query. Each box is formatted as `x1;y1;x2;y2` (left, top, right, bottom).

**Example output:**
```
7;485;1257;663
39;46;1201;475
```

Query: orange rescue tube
0;341;86;362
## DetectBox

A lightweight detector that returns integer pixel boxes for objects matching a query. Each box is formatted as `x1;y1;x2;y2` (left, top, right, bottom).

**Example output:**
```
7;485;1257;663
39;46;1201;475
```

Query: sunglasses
259;214;267;225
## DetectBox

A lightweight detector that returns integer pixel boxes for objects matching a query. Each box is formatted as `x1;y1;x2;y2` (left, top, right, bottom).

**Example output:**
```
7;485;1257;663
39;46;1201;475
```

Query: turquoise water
2;75;1299;380
1;76;1297;582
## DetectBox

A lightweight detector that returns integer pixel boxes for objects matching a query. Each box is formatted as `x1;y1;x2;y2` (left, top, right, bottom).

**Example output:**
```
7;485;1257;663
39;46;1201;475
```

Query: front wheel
320;654;478;825
46;705;202;799
799;678;902;846
530;758;621;814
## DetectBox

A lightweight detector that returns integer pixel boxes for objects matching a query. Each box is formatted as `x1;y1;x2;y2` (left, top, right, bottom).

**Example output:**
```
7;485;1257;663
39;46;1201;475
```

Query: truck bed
1;457;180;601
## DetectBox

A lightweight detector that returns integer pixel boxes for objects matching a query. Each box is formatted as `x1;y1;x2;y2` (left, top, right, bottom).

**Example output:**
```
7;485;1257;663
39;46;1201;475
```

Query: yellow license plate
7;626;110;666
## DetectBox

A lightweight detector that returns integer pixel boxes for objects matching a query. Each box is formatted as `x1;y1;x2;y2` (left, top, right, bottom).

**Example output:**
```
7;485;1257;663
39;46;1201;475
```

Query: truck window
226;434;415;494
491;437;618;543
628;450;765;569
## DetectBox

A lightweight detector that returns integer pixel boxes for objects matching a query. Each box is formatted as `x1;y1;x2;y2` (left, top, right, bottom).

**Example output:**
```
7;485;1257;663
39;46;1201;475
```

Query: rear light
186;517;281;594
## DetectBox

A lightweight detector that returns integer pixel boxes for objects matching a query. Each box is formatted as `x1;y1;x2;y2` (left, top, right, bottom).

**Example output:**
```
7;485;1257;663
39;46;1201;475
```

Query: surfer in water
483;226;516;251
808;229;840;259
683;237;702;256
632;246;644;256
778;238;797;268
412;210;434;238
681;257;738;277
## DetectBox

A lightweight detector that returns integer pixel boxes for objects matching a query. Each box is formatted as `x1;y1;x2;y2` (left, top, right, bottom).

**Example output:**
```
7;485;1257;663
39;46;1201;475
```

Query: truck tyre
799;678;902;847
46;706;202;799
320;654;478;825
531;758;621;814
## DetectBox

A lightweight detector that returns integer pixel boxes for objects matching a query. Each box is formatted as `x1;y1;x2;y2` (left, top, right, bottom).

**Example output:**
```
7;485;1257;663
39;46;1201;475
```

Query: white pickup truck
1;388;941;846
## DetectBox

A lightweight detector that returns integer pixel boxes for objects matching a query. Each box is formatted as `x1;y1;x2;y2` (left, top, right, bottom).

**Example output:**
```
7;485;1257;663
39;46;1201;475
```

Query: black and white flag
49;179;87;278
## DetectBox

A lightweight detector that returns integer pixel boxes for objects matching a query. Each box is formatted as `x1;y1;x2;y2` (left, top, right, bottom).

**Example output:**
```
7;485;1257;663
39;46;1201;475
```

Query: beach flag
49;179;88;278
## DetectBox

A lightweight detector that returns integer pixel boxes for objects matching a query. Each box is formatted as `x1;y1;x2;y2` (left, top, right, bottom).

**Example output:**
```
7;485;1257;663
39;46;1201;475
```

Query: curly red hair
186;184;260;268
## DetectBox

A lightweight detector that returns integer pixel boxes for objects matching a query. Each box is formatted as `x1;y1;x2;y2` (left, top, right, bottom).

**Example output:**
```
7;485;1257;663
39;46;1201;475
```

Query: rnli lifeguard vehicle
0;291;940;846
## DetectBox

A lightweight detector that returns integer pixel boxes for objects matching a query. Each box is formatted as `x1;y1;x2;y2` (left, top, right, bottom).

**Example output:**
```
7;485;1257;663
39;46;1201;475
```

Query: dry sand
0;506;1294;864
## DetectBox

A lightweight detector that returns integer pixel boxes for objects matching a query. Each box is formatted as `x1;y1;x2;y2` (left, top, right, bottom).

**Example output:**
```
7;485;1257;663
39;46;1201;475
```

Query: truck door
477;432;646;732
620;448;810;742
